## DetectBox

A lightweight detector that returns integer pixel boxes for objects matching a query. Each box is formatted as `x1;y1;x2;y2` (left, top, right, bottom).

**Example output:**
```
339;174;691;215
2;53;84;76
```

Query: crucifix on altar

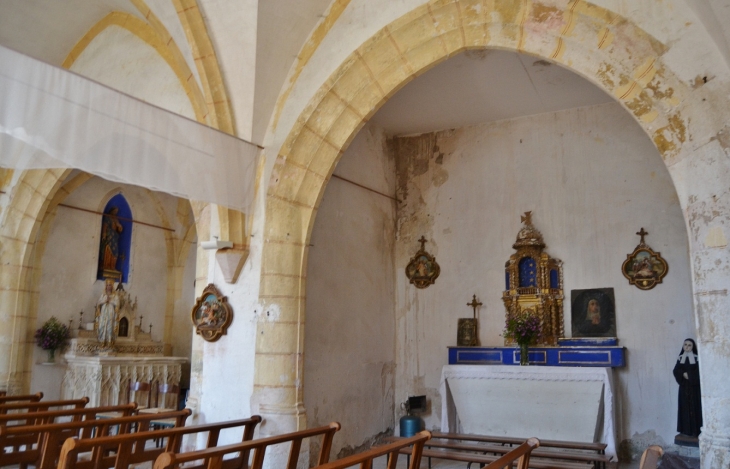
457;294;482;346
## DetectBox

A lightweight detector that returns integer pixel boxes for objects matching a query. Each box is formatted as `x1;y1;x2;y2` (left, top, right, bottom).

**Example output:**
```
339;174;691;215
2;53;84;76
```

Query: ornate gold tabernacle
502;212;564;346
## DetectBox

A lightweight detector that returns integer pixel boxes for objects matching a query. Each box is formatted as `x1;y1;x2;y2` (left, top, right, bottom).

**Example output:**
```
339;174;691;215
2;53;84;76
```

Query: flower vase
46;348;55;363
519;343;529;366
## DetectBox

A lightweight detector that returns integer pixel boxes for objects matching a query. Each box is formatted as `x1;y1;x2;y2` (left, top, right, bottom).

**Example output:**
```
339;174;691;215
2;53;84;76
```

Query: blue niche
518;257;537;287
505;270;510;290
550;269;559;289
97;194;132;283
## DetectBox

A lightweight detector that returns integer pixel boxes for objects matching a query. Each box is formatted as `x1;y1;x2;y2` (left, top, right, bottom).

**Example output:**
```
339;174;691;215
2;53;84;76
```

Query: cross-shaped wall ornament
405;235;440;289
622;227;668;290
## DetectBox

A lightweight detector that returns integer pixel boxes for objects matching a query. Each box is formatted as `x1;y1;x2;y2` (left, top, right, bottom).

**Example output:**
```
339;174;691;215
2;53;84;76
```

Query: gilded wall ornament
405;236;440;289
502;212;564;346
191;283;233;342
621;228;668;290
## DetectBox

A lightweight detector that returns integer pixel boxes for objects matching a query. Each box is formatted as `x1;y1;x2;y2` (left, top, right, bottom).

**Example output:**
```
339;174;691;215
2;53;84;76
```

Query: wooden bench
0;403;138;458
321;431;431;469
0;397;90;415
482;438;539;469
56;414;262;469
0;403;138;429
428;431;609;469
0;392;43;404
0;408;190;469
150;422;341;469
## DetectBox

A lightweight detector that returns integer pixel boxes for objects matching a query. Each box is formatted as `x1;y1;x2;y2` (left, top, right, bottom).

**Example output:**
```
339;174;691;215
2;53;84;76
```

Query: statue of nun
673;338;702;437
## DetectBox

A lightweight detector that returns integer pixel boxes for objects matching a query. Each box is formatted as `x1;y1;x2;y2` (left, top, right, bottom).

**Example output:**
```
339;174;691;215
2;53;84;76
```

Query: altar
62;355;186;406
440;365;617;461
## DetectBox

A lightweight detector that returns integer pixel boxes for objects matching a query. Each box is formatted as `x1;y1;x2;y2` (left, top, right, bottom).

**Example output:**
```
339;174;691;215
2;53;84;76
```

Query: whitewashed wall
304;123;397;459
30;177;195;399
392;102;695;452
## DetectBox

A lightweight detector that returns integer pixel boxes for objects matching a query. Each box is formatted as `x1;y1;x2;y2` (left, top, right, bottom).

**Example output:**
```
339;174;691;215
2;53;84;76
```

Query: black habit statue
673;338;702;437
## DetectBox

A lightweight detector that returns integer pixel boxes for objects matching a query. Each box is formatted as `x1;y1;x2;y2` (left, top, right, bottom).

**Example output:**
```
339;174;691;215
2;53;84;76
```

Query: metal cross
636;227;648;245
521;211;533;225
467;294;482;320
418;236;427;251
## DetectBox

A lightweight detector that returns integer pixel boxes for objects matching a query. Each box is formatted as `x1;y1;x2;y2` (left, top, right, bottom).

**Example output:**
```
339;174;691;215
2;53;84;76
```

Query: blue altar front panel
448;346;625;367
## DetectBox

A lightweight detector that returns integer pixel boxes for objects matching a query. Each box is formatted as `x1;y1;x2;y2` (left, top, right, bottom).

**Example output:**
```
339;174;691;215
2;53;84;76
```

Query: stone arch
63;11;209;125
257;0;708;440
0;0;232;393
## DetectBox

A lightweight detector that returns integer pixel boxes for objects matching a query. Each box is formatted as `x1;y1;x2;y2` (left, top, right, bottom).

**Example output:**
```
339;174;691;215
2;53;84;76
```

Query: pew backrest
152;422;341;469
430;431;606;452
318;431;431;469
56;413;260;469
482;437;539;469
0;392;43;404
0;408;189;469
0;401;137;460
0;402;137;428
0;397;89;415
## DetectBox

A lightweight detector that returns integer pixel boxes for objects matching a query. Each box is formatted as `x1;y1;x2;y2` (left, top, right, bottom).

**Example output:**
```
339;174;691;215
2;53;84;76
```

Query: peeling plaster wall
30;177;195;399
304;123;397;459
393;103;694;449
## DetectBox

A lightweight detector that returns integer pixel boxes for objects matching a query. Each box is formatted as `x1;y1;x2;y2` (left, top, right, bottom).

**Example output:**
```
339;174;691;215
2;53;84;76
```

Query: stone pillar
681;143;730;469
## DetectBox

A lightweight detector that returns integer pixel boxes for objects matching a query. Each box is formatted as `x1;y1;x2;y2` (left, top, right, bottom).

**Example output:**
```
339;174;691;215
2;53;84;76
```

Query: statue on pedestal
95;278;119;348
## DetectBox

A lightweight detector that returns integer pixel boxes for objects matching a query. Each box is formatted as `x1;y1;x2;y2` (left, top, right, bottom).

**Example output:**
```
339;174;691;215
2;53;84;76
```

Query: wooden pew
406;433;611;469
0;392;43;404
150;422;340;469
0;403;138;455
0;408;190;469
390;435;592;469
483;438;539;469
0;391;5;397
0;403;137;428
57;414;262;469
317;431;431;469
0;397;90;415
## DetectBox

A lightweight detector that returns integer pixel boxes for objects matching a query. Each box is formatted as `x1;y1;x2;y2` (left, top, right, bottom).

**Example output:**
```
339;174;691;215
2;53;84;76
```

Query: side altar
440;214;622;461
61;280;186;407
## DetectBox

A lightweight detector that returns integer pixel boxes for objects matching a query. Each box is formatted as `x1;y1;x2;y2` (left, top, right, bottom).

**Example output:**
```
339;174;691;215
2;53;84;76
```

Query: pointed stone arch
257;1;727;464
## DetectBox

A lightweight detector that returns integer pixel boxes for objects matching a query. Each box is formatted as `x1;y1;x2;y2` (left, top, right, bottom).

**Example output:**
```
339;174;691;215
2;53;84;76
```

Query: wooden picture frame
405;236;441;289
622;245;668;290
191;283;233;342
570;288;616;338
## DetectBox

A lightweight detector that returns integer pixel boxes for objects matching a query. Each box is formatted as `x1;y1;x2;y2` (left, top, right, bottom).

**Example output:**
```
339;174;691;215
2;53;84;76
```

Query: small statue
673;338;702;438
95;278;119;348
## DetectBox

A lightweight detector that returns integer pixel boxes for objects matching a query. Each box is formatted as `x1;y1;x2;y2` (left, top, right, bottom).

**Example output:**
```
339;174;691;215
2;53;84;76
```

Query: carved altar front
61;356;186;407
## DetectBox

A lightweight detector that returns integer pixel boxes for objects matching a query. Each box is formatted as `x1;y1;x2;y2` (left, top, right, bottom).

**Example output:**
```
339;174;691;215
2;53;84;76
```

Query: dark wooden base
674;433;699;447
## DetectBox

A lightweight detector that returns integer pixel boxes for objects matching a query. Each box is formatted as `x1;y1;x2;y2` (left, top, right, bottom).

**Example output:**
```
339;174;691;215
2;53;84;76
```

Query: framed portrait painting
570;288;616;338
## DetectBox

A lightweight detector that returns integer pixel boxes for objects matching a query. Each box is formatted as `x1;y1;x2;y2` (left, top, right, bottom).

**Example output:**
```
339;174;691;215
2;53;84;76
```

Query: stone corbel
214;206;250;284
215;247;249;283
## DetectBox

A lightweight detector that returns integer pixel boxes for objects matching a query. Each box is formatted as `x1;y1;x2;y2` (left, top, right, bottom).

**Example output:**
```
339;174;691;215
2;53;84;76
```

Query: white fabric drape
0;45;259;212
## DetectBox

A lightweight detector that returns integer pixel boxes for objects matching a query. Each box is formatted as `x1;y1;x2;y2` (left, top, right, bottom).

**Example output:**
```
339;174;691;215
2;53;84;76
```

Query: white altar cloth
440;365;617;461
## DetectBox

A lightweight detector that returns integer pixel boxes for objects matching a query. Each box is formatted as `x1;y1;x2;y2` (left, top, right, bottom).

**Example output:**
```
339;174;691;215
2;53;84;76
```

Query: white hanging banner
0;45;259;212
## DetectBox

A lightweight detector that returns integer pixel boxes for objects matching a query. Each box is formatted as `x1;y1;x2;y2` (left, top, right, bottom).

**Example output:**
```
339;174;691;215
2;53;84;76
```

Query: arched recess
0;0;237;394
257;0;726;460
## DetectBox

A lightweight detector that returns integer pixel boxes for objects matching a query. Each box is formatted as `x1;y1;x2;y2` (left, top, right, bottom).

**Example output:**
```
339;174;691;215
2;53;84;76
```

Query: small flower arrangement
503;311;543;346
34;316;70;351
